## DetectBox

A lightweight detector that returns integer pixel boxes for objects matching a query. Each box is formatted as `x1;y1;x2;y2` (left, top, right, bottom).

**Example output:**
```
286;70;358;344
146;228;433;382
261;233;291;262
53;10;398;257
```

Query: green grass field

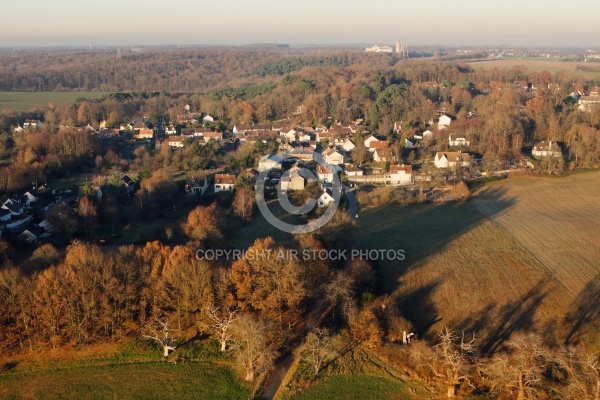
0;92;111;111
294;374;411;400
0;361;250;399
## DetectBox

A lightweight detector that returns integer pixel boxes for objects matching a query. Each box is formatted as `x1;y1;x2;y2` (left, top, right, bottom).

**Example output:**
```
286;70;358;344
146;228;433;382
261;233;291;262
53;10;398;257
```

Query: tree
233;314;277;381
232;186;254;223
141;317;179;357
488;333;551;400
77;196;97;238
303;327;336;375
183;203;223;247
205;305;238;352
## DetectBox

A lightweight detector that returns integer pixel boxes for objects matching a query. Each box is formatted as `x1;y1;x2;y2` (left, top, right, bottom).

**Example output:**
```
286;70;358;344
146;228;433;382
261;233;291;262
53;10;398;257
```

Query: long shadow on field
563;275;600;346
396;280;442;338
358;186;515;338
450;281;548;355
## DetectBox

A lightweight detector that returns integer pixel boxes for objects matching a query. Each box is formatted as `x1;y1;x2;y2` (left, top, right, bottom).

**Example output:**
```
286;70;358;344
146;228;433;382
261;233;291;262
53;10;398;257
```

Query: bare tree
141;317;179;357
412;327;477;398
488;332;551;400
302;327;336;375
77;196;97;238
232;186;254;223
558;346;600;400
233;314;277;381
205;305;238;352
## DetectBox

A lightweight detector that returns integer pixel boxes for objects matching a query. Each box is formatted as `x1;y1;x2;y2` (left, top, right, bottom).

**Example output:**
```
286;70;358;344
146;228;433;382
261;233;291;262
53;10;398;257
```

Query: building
133;129;154;140
449;133;470;147
202;115;215;123
317;189;336;208
345;165;364;177
214;174;236;192
322;147;346;165
316;164;335;183
434;152;471;169
373;148;393;162
438;115;452;129
23;119;43;129
167;135;190;148
578;96;600;112
280;165;306;191
532;141;562;158
365;45;393;53
258;153;283;172
390;164;412;185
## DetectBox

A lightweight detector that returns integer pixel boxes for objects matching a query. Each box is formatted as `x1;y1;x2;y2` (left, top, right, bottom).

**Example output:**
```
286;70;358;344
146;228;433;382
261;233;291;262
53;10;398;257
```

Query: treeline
249;55;350;77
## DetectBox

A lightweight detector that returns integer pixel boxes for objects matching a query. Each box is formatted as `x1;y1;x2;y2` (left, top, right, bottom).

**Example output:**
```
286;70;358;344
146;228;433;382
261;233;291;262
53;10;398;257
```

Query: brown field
468;58;600;77
357;172;600;350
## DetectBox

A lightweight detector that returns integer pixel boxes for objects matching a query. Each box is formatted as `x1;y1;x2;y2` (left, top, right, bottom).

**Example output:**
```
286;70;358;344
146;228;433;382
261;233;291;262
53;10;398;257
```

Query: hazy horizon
2;0;599;48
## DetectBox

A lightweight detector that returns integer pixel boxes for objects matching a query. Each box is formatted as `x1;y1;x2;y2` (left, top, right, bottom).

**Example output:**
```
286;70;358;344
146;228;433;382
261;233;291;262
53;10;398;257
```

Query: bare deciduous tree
142;317;179;357
233;314;277;381
302;327;336;375
205;305;238;352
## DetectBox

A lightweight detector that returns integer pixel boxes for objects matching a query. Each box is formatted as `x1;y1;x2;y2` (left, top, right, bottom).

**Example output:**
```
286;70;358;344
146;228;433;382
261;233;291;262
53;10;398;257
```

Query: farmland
0;91;110;111
355;172;600;348
468;58;600;77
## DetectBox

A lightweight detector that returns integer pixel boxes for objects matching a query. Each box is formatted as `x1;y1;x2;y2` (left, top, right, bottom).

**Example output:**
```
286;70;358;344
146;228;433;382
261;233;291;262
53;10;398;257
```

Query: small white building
438;115;452;129
322;147;346;165
341;139;356;153
318;189;336;208
345;165;364;177
202;115;215;123
23;119;43;129
317;164;335;183
214;174;236;192
363;135;380;148
390;164;412;185
258;153;283;172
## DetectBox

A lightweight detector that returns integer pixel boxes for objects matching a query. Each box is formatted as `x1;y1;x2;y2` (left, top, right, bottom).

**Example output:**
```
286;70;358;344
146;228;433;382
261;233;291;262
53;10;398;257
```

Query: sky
2;0;599;47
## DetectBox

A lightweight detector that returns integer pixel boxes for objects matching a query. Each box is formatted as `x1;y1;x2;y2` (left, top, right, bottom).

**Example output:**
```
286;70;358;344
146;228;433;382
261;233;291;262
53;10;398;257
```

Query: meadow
468;58;600;77
0;92;111;111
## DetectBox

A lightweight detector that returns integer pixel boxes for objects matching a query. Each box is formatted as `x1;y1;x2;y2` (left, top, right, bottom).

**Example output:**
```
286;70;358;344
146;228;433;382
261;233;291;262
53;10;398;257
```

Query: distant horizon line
1;42;600;51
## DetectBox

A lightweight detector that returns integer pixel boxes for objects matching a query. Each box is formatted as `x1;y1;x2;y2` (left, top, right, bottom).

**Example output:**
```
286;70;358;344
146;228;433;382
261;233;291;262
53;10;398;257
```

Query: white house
434;152;471;169
438;115;452;129
390;164;412;185
341;139;356;153
202;115;215;123
345;165;364;177
322;147;346;165
532;141;562;158
422;130;433;140
23;119;43;129
258;153;283;172
449;133;470;147
2;199;24;216
317;164;335;183
214;173;236;192
167;135;190;148
165;124;177;135
393;121;403;133
373;148;393;163
363;135;380;148
404;138;414;149
13;125;24;133
317;188;336;208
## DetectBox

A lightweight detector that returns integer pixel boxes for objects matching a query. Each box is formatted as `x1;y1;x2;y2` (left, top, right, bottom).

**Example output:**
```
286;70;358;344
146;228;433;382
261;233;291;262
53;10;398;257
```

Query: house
316;164;335;183
434;152;471;169
373;147;393;162
404;138;414;149
322;147;346;165
23;191;38;203
515;81;531;91
578;96;600;112
532;141;562;158
369;140;389;153
341;139;356;153
449;133;470;147
165;124;177;135
2;199;24;216
202;114;215;123
363;135;380;148
167;135;190;148
38;220;55;235
317;188;336;208
202;131;223;142
13;125;24;133
258;153;283;172
438;115;452;129
214;174;236;192
133;129;154;139
390;164;413;185
23;119;43;129
18;224;49;243
421;130;433;140
345;165;364;177
280;165;306;191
